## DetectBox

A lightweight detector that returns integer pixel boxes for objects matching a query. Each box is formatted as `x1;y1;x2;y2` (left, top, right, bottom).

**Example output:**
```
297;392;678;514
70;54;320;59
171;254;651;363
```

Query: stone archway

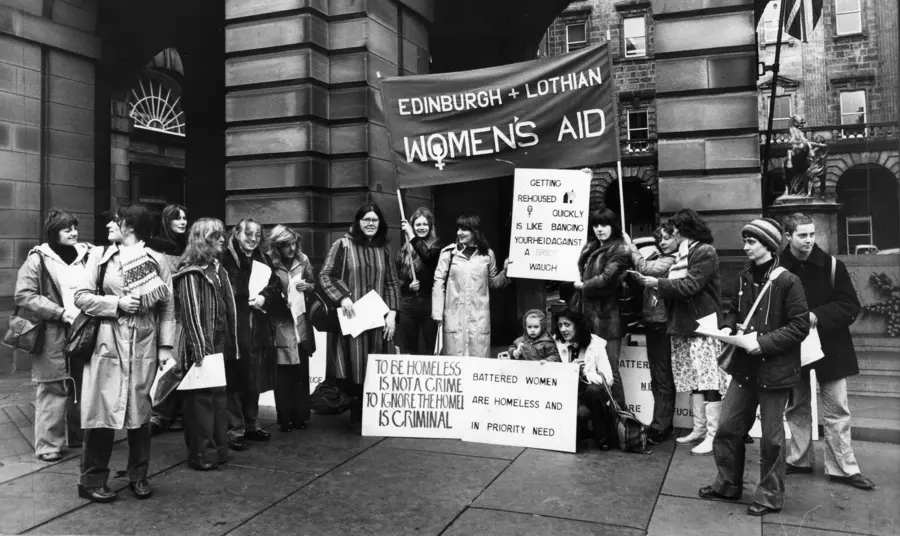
826;151;900;197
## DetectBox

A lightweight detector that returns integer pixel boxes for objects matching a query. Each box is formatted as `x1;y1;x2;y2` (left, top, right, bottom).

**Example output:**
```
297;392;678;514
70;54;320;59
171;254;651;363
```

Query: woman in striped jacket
173;218;239;471
320;203;401;432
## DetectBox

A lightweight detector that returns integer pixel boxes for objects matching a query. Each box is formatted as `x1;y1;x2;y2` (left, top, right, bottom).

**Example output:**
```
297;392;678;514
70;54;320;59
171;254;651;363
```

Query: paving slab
230;445;509;536
661;441;761;505
380;437;524;460
226;413;382;476
27;464;304;536
474;442;675;530
444;507;645;536
0;470;89;534
646;495;760;536
770;525;876;536
0;451;80;484
763;441;900;536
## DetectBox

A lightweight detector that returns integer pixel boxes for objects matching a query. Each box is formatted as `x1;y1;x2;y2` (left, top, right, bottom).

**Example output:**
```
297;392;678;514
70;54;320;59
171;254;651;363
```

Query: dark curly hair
551;307;593;349
114;203;154;242
669;208;714;245
349;203;389;246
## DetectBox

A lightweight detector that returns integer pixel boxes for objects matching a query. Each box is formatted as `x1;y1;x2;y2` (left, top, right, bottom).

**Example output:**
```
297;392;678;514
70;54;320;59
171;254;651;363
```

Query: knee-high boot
691;401;721;455
677;394;707;444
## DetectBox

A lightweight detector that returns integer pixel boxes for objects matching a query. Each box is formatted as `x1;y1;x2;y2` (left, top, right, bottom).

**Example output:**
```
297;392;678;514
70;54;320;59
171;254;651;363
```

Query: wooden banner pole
616;160;626;232
396;188;417;284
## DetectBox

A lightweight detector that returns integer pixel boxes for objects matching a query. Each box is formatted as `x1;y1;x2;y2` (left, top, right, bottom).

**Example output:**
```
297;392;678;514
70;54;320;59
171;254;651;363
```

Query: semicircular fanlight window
129;76;185;137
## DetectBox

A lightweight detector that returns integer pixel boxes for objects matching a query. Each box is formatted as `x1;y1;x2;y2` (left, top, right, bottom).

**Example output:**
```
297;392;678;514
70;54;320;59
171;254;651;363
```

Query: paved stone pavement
1;370;898;535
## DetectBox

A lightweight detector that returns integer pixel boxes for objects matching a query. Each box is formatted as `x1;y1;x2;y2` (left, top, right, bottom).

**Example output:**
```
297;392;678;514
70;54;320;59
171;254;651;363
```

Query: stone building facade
0;0;763;373
757;0;900;255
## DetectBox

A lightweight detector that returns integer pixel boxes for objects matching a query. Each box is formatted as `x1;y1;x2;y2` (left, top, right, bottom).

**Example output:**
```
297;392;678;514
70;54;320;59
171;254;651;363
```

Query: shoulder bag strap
96;246;110;296
830;255;836;288
736;277;776;333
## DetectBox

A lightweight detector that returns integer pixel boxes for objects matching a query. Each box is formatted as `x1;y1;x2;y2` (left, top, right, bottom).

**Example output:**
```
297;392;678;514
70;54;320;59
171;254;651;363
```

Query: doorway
130;162;185;229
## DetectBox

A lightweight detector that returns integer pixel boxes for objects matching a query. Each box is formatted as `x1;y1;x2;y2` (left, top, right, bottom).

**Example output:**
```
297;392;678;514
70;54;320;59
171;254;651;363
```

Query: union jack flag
784;0;823;42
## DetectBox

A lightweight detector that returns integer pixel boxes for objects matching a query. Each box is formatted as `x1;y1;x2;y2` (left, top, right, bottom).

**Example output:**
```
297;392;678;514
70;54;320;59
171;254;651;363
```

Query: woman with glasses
73;204;175;502
432;214;510;358
319;203;400;432
173;218;237;471
221;218;279;451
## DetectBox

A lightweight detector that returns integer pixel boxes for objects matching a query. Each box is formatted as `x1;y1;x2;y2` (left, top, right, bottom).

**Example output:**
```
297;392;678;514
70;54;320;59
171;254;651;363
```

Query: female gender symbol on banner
427;135;449;170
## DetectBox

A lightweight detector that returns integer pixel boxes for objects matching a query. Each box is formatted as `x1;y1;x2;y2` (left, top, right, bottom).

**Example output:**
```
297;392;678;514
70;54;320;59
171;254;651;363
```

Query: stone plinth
768;196;842;254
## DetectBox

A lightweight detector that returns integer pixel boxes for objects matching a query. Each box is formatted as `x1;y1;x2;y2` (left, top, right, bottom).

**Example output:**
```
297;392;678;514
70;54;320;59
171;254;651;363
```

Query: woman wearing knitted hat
634;209;727;455
698;217;810;517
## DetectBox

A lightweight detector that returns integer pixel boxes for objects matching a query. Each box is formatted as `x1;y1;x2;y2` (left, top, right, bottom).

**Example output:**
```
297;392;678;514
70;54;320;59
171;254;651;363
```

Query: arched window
128;71;185;137
836;165;899;254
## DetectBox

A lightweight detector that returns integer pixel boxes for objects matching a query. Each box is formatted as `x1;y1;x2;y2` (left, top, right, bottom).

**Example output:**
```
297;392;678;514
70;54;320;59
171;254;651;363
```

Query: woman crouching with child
552;308;616;450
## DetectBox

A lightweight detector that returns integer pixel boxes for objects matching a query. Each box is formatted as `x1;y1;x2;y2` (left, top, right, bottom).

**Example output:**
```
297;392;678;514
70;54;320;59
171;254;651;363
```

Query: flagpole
396;188;418;284
761;0;790;218
616;160;626;232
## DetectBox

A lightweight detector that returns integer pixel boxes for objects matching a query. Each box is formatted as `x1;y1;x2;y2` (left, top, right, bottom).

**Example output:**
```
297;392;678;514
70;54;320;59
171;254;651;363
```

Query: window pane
624;17;645;38
628;111;648;129
567;24;586;43
848;219;872;235
836;0;860;13
773;96;791;118
625;37;646;56
773;118;791;130
840;91;866;124
836;13;862;34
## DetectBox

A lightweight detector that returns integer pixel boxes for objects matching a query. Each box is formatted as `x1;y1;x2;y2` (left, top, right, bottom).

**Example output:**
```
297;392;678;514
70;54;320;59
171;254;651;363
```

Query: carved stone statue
782;115;829;197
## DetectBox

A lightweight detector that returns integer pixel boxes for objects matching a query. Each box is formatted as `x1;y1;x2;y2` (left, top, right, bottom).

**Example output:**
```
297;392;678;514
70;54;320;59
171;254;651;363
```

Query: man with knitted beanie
699;218;810;516
780;213;875;491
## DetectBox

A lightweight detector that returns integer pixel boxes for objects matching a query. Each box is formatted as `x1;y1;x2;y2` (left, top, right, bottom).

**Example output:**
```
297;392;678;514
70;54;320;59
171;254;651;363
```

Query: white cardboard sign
362;354;465;438
507;168;591;282
461;359;579;453
618;344;693;428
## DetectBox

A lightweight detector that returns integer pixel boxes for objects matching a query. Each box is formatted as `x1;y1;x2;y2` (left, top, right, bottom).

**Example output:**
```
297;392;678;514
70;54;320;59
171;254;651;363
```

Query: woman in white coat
432;214;510;357
74;204;175;503
13;210;91;462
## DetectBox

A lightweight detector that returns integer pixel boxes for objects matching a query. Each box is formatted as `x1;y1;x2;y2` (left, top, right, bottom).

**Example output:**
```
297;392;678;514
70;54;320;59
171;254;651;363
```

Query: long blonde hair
267;224;303;270
179;218;226;269
397;207;438;279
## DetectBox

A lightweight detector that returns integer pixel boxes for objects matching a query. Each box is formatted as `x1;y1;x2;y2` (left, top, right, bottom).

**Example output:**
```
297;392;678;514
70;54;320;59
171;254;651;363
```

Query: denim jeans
398;293;439;355
712;380;790;509
645;323;675;433
785;376;860;477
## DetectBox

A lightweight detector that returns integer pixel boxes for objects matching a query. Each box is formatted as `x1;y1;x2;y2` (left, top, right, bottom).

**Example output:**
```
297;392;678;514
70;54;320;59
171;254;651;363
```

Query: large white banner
361;354;465;438
461;359;579;453
507;168;591;282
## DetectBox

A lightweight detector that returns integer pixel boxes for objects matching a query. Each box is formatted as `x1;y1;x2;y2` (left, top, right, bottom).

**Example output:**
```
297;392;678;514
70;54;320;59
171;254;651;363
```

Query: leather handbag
307;239;347;334
599;376;650;454
2;255;50;354
64;247;110;367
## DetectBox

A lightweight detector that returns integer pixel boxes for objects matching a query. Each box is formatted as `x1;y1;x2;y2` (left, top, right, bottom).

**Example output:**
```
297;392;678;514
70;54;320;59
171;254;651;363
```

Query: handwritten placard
461;359;579;453
362;354;465;438
507;168;591;282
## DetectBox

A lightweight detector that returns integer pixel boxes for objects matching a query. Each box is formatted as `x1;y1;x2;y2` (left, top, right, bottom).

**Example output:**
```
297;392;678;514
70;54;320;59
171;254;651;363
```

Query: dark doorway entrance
130;162;185;227
836;165;900;254
604;178;657;238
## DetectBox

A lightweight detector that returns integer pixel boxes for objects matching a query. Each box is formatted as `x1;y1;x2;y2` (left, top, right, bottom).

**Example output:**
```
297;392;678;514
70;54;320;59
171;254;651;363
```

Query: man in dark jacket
780;213;875;490
699;219;810;517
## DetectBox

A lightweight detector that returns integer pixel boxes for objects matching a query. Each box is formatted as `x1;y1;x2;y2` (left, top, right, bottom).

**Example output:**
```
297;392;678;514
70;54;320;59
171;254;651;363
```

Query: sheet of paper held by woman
694;313;759;350
337;290;390;338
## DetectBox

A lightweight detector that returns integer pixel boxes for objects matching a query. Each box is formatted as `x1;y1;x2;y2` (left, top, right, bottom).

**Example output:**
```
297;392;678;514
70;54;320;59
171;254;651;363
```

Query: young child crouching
507;309;561;362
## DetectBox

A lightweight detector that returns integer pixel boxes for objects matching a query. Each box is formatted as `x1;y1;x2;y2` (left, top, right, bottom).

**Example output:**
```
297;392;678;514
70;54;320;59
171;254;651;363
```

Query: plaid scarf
119;242;170;310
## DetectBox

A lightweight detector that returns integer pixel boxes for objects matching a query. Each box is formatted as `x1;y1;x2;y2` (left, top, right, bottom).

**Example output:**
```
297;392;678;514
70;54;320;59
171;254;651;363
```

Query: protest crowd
8;193;877;517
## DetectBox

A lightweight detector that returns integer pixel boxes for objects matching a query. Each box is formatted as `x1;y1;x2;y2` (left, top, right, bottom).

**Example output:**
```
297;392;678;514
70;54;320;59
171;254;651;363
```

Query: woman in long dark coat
320;203;400;431
395;207;442;354
221;218;279;451
268;224;315;432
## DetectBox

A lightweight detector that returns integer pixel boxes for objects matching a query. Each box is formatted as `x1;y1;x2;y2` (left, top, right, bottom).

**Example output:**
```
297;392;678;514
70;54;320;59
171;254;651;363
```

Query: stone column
0;2;100;373
223;0;433;262
653;0;761;281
